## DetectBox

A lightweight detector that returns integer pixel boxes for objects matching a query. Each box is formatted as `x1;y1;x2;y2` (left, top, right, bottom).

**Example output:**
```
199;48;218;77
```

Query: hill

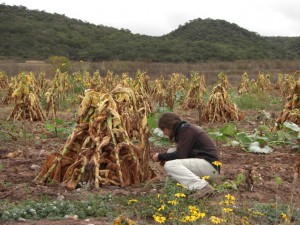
0;4;299;62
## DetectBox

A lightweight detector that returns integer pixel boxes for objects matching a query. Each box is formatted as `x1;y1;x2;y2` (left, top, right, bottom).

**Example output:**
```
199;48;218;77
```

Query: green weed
0;163;4;172
233;92;282;110
0;194;118;222
44;117;76;138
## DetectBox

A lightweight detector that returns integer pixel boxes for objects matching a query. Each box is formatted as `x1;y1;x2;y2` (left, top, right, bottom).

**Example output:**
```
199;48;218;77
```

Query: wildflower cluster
150;180;208;224
209;215;225;224
180;205;206;223
219;194;236;206
216;194;236;224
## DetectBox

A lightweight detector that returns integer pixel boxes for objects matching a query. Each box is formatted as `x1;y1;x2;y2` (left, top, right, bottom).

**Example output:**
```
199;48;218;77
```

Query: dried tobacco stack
182;73;206;110
237;73;250;95
7;73;46;121
201;84;244;123
35;86;156;189
276;81;300;125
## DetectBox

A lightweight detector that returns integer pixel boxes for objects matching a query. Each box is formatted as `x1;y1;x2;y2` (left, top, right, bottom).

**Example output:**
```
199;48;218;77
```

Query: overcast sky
2;0;300;37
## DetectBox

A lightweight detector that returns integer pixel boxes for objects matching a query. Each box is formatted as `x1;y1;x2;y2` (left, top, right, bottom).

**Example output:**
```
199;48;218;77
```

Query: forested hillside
0;4;299;62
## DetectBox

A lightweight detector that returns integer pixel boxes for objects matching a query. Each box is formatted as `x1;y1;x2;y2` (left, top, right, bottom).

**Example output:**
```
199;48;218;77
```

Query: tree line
0;4;299;62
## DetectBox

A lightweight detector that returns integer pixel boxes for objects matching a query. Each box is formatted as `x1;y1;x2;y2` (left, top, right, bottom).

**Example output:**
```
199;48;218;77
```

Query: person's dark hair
158;112;181;130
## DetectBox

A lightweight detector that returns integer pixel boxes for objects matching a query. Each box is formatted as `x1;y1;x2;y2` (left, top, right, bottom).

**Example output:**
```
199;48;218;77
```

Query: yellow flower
212;161;222;167
220;194;235;206
112;216;122;225
240;216;249;225
181;206;206;220
112;215;136;225
127;219;135;225
128;199;138;204
176;183;187;188
223;207;233;213
180;217;187;223
188;205;199;212
174;193;186;198
225;194;235;202
281;213;288;221
209;215;225;224
183;215;197;222
167;200;178;205
158;204;165;211
201;175;210;180
252;211;265;216
153;215;166;224
197;212;206;219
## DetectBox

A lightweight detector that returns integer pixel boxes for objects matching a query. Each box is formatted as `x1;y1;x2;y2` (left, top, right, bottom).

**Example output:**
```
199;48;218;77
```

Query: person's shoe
189;184;216;199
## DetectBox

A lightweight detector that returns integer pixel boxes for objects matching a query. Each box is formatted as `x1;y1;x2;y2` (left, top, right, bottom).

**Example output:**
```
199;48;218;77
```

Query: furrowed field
0;60;300;225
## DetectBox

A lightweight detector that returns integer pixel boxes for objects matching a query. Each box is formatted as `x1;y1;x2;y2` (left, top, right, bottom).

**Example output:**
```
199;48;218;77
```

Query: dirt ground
0;106;300;225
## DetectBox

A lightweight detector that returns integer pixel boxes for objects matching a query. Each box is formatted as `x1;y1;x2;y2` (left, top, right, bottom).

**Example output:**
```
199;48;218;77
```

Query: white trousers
164;148;219;190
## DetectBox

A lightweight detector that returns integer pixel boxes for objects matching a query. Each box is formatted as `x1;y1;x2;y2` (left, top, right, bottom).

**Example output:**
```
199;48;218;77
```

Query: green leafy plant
252;203;300;224
0;194;117;222
208;122;298;153
44;118;76;138
148;107;172;146
274;175;283;186
148;128;172;147
217;172;246;191
147;107;171;130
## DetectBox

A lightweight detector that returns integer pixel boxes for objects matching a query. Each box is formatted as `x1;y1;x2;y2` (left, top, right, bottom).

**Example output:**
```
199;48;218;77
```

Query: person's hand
152;153;159;162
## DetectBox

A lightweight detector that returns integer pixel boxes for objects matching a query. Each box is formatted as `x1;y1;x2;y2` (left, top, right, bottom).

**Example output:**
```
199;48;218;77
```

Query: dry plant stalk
275;74;296;97
295;154;300;174
2;80;16;104
7;73;46;121
182;73;206;110
164;73;187;110
276;82;300;125
201;84;244;123
0;71;8;89
44;87;57;118
35;87;156;189
151;75;166;107
217;72;230;90
237;73;250;95
256;73;273;92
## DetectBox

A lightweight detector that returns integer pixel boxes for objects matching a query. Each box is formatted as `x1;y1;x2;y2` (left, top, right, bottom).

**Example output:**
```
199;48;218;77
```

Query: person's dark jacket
158;121;220;172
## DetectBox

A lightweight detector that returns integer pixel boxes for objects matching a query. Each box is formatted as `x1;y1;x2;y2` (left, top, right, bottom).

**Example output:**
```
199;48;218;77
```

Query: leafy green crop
208;122;299;153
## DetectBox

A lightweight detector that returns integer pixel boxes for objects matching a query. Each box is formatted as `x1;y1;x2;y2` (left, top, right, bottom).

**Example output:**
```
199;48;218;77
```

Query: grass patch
0;120;35;141
0;194;118;222
0;179;299;224
233;92;283;110
252;202;300;224
0;163;4;172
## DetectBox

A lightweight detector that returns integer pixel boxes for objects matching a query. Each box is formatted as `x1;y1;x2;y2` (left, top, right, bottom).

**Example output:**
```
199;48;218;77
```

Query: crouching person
152;112;220;198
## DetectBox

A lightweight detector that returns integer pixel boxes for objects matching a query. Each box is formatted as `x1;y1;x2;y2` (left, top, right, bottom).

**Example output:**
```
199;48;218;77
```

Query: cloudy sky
2;0;300;37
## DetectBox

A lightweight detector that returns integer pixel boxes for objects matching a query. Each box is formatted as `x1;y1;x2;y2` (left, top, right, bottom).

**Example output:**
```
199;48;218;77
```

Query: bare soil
0;106;299;225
